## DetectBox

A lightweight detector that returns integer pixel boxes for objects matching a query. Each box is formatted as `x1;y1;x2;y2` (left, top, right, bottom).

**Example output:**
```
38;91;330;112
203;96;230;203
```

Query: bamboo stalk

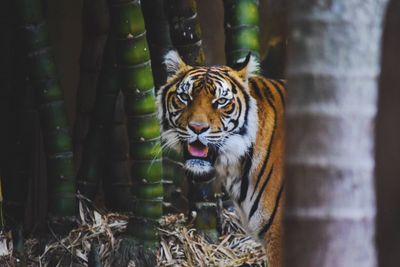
188;178;219;242
165;0;205;66
88;243;102;267
0;0;15;181
108;0;163;253
15;0;76;218
3;3;39;260
12;225;27;266
2;32;31;227
76;36;117;200
140;0;174;90
223;0;260;65
141;0;187;215
104;90;134;212
74;0;110;172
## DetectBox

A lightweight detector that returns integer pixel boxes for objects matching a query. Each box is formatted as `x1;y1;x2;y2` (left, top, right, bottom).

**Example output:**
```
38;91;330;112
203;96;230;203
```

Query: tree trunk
284;0;388;266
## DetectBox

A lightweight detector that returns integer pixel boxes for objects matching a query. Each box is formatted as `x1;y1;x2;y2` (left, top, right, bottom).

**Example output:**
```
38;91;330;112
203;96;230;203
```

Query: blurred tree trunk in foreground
285;0;388;266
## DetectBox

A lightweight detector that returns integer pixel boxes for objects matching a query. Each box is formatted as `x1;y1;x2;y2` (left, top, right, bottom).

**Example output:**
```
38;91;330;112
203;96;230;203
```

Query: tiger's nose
188;121;210;134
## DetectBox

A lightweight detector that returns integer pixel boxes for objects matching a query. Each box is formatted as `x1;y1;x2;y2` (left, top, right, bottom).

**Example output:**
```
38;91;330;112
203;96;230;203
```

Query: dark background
376;1;400;266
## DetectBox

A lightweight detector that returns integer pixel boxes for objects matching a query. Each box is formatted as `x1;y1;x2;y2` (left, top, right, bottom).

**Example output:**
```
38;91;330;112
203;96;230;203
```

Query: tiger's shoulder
248;75;286;109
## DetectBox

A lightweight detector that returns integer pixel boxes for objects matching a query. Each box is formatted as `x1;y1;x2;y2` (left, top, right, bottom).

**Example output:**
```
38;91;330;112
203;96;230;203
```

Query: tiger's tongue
188;143;209;158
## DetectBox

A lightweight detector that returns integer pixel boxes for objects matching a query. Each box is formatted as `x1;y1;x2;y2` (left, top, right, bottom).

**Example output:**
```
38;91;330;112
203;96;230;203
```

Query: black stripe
260;79;275;101
258;182;285;238
250;88;277;200
238;146;254;204
249;78;264;100
161;73;187;125
269;79;286;107
275;79;286;87
224;103;235;115
224;75;247;96
171;97;181;110
224;76;251;136
231;83;237;94
249;165;274;220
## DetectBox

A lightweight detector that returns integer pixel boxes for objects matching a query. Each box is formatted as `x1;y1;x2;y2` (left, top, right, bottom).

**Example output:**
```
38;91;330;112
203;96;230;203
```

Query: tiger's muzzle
183;139;218;183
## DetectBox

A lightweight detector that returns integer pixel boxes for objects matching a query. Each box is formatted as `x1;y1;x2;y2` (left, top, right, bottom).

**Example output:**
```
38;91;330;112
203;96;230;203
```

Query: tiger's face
157;51;258;182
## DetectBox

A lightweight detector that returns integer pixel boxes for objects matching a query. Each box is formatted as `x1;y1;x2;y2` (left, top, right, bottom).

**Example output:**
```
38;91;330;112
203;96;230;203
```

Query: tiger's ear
164;50;189;78
233;52;260;81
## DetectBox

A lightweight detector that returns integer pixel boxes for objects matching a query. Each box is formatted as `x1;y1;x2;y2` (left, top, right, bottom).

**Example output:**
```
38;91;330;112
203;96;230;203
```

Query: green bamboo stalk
161;152;187;214
16;0;76;218
224;0;260;66
141;0;187;215
165;0;205;66
188;178;219;241
74;0;110;172
108;0;163;256
165;0;218;241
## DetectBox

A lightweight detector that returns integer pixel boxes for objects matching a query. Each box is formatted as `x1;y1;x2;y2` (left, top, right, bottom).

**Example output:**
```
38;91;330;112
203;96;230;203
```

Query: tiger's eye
217;98;229;105
178;93;190;102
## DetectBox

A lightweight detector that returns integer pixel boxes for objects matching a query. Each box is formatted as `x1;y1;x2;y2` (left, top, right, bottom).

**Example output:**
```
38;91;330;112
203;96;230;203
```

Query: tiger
157;50;285;266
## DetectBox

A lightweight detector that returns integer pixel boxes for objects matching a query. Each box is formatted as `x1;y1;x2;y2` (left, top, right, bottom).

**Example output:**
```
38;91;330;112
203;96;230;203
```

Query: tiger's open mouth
183;140;217;182
188;140;209;158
